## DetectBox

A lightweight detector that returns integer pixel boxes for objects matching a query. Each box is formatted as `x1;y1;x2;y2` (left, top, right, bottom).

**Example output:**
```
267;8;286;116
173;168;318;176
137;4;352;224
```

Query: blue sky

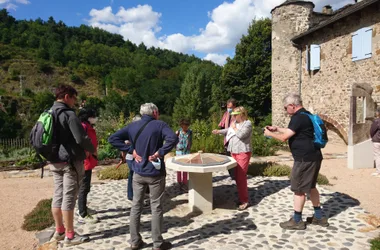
2;0;352;65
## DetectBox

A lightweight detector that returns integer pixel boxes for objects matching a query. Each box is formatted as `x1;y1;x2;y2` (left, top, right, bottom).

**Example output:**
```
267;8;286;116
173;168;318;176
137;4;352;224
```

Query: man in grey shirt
48;84;95;247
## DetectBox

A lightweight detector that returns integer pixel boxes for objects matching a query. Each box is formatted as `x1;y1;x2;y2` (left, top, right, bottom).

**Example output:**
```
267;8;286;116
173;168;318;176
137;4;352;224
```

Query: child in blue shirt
175;119;192;191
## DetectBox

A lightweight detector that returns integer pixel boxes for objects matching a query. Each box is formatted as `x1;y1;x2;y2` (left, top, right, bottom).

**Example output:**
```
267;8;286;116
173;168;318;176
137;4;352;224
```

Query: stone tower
271;0;315;127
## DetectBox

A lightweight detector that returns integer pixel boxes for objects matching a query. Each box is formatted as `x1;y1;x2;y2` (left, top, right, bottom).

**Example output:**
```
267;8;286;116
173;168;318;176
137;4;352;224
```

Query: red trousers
177;171;188;184
231;152;251;204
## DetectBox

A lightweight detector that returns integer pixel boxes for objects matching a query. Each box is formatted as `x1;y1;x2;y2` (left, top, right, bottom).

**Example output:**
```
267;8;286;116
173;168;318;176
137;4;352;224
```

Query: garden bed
0;161;41;172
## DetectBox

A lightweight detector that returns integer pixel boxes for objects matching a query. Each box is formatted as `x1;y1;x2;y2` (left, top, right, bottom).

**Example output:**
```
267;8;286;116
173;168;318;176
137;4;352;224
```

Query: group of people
46;84;329;249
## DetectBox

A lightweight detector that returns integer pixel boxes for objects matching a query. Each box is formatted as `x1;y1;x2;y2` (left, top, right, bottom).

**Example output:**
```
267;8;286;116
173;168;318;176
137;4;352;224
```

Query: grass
371;234;380;250
97;164;129;180
247;162;330;185
22;199;54;231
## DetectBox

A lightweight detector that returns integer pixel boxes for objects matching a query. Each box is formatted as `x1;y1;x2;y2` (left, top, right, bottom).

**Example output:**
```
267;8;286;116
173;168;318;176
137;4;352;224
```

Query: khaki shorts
50;161;84;211
290;160;322;194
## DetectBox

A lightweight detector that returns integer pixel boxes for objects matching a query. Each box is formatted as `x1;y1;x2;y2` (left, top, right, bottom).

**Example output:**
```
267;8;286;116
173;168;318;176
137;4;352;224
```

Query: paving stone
31;169;376;249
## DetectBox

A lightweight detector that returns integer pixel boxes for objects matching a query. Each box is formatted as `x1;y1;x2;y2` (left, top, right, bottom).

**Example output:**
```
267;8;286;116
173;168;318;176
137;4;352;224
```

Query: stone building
271;0;380;169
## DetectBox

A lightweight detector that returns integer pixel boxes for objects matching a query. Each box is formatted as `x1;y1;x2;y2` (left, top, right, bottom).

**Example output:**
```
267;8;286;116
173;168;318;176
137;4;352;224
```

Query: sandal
237;202;249;211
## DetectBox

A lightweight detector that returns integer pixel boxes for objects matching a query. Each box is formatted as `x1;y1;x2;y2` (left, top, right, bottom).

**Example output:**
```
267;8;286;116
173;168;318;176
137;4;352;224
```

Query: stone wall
271;2;314;128
272;2;380;144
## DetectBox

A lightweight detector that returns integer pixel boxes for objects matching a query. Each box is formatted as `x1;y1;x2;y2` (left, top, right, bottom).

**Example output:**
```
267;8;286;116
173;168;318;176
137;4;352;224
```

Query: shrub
70;74;80;83
248;162;291;177
248;162;330;185
191;118;224;154
22;199;54;231
15;153;39;167
250;115;286;156
85;97;104;114
96;112;129;146
22;88;35;98
371;234;380;250
316;173;330;185
189;115;283;156
97;164;129;180
251;127;280;156
10;68;20;80
37;60;53;74
159;114;173;128
97;144;120;161
0;147;33;161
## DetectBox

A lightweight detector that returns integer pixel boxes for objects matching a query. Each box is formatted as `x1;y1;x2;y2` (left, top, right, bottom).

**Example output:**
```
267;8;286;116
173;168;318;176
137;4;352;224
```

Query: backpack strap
132;119;153;148
34;107;71;179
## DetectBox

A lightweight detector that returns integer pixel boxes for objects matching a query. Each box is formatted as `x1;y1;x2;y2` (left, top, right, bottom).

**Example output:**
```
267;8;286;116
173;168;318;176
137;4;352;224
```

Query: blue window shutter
362;28;373;59
352;31;361;61
305;46;310;71
310;44;320;70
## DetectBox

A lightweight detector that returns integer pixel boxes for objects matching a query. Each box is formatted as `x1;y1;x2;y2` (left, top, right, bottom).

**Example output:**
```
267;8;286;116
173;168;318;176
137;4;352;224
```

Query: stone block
348;139;374;169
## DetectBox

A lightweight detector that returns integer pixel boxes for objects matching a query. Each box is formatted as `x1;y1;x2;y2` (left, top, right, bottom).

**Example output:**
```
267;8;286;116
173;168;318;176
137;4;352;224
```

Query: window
305;45;321;71
310;44;320;70
352;27;373;62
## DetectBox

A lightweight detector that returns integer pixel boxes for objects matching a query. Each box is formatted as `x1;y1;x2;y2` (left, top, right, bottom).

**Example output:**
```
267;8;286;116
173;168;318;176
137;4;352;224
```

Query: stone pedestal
165;153;237;213
348;139;374;169
188;172;213;213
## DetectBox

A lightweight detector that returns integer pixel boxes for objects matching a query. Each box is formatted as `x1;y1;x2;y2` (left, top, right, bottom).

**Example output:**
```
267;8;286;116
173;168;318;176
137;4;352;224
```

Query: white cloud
15;0;30;4
313;0;354;11
204;53;230;66
89;6;118;24
0;0;30;10
88;5;162;47
87;0;354;64
5;3;17;10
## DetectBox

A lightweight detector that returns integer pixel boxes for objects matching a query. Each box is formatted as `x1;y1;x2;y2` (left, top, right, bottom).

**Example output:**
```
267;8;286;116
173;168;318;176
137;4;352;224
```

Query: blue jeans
127;160;134;201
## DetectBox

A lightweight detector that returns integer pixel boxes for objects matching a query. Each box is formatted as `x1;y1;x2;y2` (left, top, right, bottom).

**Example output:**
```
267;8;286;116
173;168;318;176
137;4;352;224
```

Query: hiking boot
130;240;145;250
153;241;173;250
306;216;329;227
49;231;65;242
78;214;99;224
63;233;90;247
279;217;306;230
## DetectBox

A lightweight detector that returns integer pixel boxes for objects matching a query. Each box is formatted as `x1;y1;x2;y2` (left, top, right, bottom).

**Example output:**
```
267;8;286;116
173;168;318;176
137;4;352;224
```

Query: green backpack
30;108;68;174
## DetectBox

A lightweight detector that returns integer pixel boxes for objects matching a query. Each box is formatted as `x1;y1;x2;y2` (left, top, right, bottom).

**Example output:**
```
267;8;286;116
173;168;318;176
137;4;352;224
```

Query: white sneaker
76;208;96;217
49;231;65;242
371;172;380;176
87;207;97;215
63;233;90;247
78;214;99;224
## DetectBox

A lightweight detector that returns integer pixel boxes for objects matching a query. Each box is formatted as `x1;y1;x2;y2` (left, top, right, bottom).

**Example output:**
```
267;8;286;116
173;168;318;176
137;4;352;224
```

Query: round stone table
165;152;237;213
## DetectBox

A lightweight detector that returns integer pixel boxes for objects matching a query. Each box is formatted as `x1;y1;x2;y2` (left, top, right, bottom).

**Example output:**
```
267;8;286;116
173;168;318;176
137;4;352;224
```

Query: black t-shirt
288;108;322;162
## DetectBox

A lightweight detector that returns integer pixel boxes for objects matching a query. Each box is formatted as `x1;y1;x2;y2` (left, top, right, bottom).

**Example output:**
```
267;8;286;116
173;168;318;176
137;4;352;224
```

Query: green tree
30;91;55;119
220;18;272;121
172;62;221;123
139;79;181;115
110;67;141;91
